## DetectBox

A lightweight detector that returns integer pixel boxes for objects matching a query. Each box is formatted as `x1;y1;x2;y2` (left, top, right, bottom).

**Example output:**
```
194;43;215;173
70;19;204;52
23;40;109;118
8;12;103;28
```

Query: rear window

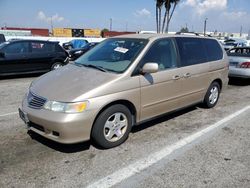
227;48;250;56
175;37;207;67
203;39;223;61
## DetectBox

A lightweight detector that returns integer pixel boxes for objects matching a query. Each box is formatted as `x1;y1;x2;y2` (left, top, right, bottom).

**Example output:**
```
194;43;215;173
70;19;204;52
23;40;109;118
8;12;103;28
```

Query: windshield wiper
83;64;107;72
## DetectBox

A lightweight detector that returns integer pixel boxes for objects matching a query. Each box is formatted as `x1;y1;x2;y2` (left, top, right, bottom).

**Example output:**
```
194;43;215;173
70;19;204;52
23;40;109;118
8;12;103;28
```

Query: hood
30;64;118;102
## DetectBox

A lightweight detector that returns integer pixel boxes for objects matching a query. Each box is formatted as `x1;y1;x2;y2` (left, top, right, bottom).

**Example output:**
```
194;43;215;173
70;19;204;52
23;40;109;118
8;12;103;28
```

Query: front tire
203;82;221;108
91;104;132;149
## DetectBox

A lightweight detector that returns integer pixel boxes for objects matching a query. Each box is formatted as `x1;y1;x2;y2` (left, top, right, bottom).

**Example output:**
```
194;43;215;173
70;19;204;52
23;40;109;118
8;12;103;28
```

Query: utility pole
204;18;208;36
240;25;242;37
109;18;112;31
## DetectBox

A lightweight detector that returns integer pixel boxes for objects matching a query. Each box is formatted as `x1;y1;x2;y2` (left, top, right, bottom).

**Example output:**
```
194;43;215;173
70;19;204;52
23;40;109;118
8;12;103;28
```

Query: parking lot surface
0;76;250;187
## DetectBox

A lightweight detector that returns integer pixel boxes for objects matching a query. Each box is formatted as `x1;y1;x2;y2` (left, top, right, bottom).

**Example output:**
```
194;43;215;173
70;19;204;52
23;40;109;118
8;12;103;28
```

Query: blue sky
0;0;249;33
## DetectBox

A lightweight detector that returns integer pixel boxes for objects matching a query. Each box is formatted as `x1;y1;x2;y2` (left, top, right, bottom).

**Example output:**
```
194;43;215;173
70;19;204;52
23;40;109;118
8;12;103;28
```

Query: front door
138;38;182;121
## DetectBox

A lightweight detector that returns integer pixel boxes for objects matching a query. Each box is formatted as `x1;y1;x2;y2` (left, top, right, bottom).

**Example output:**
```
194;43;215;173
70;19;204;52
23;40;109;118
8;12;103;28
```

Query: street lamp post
50;17;53;36
110;18;112;31
204;18;208;36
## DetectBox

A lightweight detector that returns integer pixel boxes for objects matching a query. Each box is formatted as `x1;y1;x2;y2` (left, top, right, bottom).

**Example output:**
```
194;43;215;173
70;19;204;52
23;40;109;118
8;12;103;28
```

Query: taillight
240;62;250;68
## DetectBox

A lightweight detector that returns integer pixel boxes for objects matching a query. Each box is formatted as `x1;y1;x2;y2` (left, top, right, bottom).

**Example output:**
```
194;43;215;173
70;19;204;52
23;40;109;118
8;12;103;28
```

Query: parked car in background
227;47;250;78
0;40;68;76
68;42;99;61
0;34;6;43
62;39;88;50
223;39;247;51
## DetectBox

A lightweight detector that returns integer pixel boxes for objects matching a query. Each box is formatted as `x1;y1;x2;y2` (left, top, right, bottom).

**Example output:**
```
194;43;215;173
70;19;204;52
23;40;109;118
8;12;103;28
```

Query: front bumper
229;66;250;78
20;96;95;144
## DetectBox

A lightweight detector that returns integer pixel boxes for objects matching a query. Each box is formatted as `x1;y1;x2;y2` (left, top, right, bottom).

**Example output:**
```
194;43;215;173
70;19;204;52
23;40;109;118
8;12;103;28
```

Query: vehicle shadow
0;73;42;80
229;78;250;86
27;130;92;153
132;106;197;133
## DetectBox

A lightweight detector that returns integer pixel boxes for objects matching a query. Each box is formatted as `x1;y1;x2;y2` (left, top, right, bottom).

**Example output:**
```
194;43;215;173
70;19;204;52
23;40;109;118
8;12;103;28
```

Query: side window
203;39;223;61
31;42;54;53
244;48;250;54
235;48;242;54
176;37;207;67
4;42;29;54
141;39;177;71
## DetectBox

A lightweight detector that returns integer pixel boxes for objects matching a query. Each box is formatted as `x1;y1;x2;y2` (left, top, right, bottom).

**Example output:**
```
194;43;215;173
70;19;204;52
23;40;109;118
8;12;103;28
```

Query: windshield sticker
114;47;129;53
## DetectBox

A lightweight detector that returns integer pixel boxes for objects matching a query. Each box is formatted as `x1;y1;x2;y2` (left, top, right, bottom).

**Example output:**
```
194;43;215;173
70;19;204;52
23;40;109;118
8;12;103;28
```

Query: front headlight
44;101;88;113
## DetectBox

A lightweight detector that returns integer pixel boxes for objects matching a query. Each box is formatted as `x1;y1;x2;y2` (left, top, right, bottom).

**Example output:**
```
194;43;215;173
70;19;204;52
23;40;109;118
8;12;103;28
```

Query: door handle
183;73;191;78
173;75;181;80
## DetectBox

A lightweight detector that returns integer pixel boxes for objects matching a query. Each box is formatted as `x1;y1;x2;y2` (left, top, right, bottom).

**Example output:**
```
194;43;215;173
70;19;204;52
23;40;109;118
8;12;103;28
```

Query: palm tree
156;0;180;33
156;0;165;33
161;0;170;33
156;2;159;33
163;0;180;33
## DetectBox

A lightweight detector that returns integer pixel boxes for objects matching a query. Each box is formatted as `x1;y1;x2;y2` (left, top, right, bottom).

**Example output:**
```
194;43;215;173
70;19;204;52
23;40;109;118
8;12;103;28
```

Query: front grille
27;92;47;109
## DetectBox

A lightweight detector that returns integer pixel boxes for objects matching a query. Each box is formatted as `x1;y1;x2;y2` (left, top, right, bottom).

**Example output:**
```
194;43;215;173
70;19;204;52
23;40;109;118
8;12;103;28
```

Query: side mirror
141;63;158;74
0;51;5;58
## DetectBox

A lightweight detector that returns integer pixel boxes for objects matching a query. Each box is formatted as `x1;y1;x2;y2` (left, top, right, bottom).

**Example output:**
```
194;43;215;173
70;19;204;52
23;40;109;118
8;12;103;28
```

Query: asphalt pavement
0;75;249;188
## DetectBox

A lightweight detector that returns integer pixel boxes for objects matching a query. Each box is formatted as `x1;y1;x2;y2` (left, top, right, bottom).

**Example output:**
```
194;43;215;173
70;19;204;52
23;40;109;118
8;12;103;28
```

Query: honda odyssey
19;34;229;148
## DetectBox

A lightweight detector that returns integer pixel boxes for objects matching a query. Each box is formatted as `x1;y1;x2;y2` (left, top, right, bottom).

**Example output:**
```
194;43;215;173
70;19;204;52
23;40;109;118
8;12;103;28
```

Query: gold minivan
19;34;229;148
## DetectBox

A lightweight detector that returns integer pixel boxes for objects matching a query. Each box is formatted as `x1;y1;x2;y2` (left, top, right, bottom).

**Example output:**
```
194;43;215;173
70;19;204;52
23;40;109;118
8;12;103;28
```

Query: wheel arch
52;58;65;64
90;99;137;136
211;78;222;89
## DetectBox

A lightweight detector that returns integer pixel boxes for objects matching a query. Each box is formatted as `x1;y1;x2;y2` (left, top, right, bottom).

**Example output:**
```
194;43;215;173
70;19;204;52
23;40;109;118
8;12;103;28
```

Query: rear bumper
229;66;250;78
20;96;95;144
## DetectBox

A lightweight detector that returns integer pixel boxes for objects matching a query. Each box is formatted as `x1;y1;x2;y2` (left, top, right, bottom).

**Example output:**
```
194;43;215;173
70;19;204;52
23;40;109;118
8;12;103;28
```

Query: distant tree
179;26;189;33
102;28;109;33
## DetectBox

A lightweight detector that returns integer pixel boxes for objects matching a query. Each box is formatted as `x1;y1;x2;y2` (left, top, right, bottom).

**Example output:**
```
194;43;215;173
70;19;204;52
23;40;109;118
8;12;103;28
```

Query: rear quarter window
55;44;65;52
203;39;223;61
175;37;207;67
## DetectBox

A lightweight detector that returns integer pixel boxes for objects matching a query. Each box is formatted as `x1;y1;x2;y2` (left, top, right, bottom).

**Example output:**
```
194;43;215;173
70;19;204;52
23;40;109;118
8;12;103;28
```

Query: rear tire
51;62;63;70
91;104;132;149
203;82;221;108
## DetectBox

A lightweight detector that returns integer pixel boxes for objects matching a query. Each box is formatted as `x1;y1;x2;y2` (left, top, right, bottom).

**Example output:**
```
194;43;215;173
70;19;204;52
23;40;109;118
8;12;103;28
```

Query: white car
227;47;250;78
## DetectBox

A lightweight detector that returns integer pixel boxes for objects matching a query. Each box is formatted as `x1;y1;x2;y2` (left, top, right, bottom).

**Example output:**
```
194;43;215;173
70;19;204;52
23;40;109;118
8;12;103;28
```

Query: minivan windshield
75;38;148;73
